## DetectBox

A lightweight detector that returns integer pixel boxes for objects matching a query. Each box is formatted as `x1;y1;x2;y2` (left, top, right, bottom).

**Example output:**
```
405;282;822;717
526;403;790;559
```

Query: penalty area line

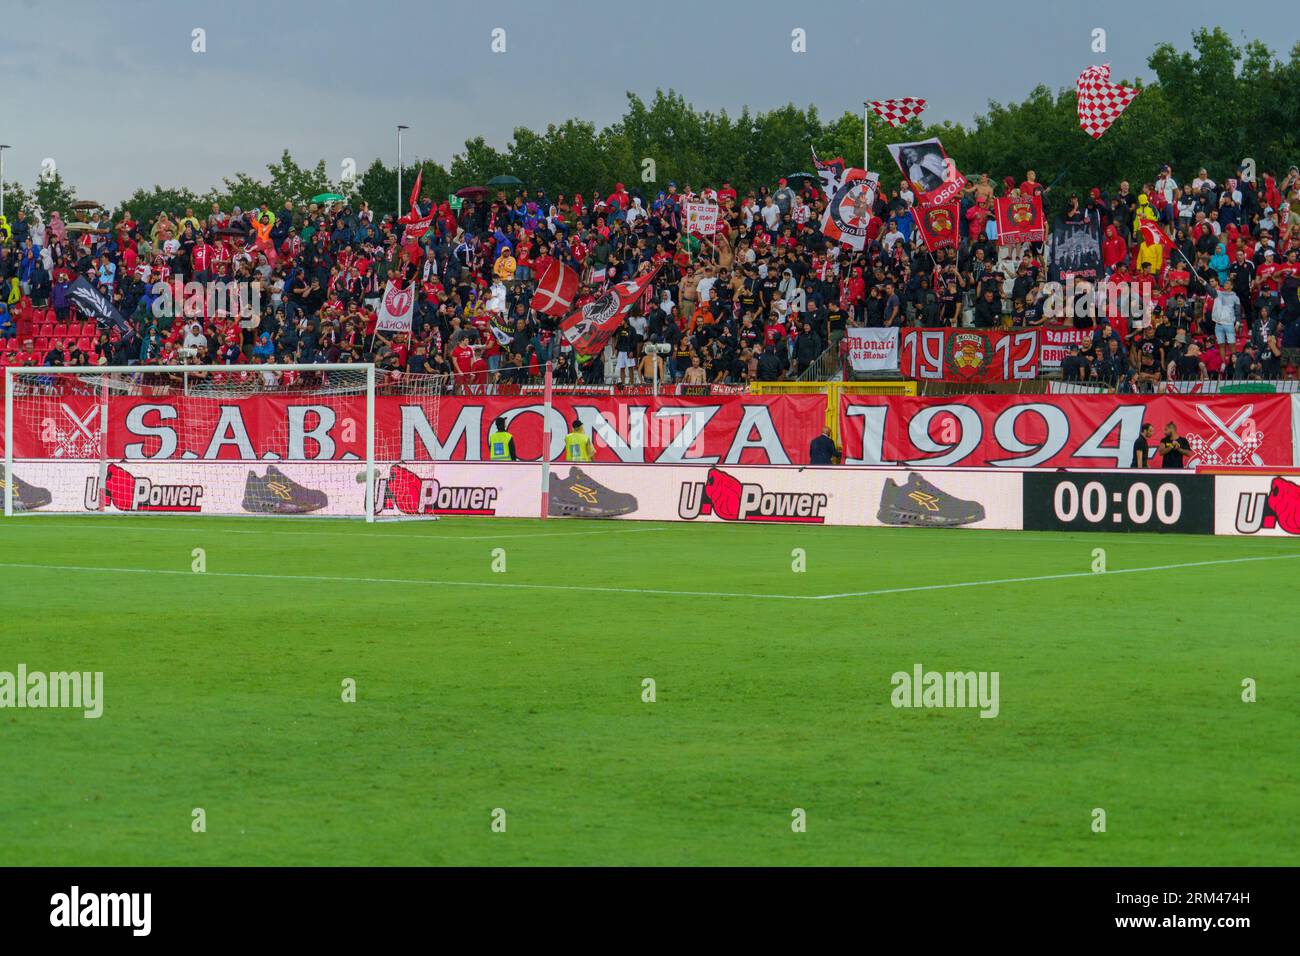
811;552;1300;600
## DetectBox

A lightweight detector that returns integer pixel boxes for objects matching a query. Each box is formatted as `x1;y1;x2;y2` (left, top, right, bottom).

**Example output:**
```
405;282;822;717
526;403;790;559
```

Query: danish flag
530;259;579;317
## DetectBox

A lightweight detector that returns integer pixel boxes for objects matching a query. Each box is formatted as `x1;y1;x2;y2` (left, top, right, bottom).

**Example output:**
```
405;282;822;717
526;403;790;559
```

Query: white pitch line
0;562;810;601
1;552;1297;603
811;553;1300;600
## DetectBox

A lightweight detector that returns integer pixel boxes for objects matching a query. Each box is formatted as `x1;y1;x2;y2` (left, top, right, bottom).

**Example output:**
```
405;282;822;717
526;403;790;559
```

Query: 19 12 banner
839;393;1295;468
899;328;1042;383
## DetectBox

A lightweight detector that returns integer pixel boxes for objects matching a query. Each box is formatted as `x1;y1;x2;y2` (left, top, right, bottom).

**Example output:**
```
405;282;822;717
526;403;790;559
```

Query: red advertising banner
4;393;828;466
839;394;1295;469
900;328;1042;383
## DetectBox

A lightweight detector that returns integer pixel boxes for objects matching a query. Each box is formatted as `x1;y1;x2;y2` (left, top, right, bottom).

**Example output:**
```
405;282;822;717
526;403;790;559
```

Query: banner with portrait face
887;137;967;206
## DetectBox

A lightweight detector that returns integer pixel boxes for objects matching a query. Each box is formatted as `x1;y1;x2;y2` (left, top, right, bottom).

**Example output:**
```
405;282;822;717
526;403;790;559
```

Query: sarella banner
839;394;1296;469
2;393;827;465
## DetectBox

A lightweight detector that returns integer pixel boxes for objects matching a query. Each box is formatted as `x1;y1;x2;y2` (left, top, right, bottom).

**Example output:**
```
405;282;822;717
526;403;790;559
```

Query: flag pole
862;102;870;170
539;359;553;519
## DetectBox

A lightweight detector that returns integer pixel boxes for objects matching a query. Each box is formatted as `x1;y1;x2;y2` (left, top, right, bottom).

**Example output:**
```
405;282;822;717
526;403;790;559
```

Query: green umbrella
486;175;524;188
310;192;346;204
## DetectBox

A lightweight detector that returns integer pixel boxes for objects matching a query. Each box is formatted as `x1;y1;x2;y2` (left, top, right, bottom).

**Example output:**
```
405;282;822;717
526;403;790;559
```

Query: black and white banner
66;276;131;339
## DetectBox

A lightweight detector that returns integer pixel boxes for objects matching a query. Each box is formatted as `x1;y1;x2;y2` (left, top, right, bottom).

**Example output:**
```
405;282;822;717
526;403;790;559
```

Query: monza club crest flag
375;280;415;333
995;195;1046;245
559;265;661;357
912;202;959;251
813;152;879;251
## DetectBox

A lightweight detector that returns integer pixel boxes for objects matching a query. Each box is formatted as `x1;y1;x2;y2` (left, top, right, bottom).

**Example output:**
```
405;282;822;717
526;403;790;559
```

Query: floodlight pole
0;145;9;220
862;104;869;171
397;125;408;218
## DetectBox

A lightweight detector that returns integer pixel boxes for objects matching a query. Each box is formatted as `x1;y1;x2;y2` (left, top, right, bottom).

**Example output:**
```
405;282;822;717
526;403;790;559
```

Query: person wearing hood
1132;193;1158;233
1209;243;1231;285
1135;229;1165;278
605;183;630;214
1102;222;1128;272
625;196;646;227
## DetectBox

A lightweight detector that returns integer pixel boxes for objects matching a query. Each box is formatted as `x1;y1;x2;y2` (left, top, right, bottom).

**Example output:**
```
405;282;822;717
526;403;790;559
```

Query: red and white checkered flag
1076;64;1138;139
866;98;927;128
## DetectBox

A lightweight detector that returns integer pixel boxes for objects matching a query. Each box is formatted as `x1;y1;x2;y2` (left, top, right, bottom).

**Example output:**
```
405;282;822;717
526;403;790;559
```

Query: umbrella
783;172;817;182
486;175;524;188
456;186;489;200
70;199;104;210
310;192;346;204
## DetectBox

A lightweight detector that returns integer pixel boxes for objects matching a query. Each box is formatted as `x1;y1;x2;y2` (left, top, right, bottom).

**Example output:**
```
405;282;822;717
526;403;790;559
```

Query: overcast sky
0;0;1275;204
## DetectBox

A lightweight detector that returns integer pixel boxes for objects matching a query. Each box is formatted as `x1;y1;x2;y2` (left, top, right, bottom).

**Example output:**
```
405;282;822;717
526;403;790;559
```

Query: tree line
4;28;1298;231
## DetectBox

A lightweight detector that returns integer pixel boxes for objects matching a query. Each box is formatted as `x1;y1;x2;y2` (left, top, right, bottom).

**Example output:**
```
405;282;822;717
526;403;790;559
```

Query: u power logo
678;467;828;524
86;464;204;512
378;464;499;516
1235;476;1300;534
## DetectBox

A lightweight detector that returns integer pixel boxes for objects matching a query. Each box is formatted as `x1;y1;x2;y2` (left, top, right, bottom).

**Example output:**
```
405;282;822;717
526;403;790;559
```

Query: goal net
2;363;407;519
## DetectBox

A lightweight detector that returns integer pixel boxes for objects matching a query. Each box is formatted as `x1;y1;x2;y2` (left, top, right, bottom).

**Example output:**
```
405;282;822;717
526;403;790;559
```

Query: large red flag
1139;221;1174;249
995;195;1046;245
559;266;661;357
911;202;959;251
408;169;423;212
530;259;579;317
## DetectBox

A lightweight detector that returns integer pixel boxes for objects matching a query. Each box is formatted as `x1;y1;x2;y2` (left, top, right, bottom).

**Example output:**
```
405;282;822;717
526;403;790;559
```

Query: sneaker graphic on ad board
548;467;638;518
877;472;986;528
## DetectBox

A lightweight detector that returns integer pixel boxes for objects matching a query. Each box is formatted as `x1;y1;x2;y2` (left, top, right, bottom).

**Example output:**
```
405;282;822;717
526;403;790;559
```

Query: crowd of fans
2;156;1299;390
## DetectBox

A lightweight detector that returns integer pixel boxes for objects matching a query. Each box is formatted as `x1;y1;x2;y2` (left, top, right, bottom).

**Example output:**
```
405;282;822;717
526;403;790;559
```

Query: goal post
3;363;388;520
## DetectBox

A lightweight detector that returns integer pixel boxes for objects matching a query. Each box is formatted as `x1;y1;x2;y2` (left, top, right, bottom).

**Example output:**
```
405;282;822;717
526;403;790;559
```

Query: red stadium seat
53;323;68;338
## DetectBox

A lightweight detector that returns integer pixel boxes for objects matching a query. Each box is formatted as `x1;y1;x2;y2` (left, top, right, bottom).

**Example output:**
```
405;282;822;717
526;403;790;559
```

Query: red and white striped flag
866;98;927;127
1077;64;1138;139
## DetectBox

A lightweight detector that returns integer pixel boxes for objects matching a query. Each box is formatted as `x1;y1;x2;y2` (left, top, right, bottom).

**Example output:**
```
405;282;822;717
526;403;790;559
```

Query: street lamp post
0;145;10;220
397;125;408;218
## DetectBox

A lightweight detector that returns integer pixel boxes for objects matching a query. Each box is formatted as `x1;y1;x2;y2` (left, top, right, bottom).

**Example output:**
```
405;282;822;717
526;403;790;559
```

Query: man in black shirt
1131;422;1153;468
1158;422;1191;469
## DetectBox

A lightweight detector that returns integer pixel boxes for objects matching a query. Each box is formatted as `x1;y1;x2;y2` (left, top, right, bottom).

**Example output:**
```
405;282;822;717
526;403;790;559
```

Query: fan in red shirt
451;340;476;378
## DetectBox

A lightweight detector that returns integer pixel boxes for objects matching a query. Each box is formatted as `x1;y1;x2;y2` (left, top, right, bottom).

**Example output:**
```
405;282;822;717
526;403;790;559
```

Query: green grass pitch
0;515;1296;866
